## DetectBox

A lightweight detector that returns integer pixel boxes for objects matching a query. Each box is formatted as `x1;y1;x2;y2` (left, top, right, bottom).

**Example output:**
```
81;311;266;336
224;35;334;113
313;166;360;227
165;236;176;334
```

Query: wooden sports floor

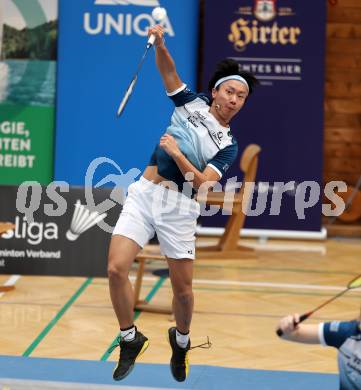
0;237;360;388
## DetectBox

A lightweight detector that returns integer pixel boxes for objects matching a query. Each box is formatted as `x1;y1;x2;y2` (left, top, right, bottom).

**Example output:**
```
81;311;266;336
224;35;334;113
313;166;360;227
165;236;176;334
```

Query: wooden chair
134;247;172;314
196;143;261;258
0;223;16;293
133;144;261;313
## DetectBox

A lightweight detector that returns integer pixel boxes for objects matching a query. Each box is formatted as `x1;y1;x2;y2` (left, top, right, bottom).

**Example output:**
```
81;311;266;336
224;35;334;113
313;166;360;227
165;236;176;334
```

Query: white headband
214;75;249;92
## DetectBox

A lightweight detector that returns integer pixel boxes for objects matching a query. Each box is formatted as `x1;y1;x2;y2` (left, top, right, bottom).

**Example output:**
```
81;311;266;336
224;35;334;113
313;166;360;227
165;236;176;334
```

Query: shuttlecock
66;200;107;241
152;7;167;22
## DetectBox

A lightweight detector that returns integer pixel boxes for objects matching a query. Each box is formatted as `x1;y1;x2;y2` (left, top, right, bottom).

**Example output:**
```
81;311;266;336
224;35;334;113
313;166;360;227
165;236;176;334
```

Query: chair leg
133;259;145;307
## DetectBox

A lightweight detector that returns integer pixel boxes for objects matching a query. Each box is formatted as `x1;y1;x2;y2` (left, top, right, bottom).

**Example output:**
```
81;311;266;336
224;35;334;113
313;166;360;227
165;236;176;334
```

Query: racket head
116;76;138;117
348;274;361;289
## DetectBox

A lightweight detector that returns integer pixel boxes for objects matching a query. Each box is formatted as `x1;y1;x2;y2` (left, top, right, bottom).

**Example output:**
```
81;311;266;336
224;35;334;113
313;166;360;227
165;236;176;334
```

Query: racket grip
299;313;309;323
147;34;156;48
276;317;302;338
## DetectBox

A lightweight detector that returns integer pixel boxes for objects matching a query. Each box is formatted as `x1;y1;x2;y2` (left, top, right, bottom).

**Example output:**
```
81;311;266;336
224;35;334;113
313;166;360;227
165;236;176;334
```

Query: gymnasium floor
1;237;360;389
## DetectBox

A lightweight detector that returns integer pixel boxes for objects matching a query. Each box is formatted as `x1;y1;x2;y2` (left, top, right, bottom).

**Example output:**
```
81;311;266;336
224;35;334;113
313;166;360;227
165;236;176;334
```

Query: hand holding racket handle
276;273;361;338
147;34;156;48
276;313;309;337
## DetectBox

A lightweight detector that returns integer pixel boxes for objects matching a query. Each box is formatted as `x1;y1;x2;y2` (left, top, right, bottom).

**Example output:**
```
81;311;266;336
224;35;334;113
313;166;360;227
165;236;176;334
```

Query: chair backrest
240;144;262;183
216;143;261;251
235;144;261;214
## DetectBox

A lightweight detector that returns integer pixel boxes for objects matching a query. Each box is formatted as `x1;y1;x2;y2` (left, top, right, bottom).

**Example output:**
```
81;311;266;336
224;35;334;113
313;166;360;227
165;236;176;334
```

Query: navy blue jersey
149;84;238;192
320;320;361;389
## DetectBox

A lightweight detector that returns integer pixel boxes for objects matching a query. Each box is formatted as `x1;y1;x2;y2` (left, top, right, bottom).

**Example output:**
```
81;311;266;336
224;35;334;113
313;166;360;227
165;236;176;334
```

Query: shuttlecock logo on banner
66;200;107;241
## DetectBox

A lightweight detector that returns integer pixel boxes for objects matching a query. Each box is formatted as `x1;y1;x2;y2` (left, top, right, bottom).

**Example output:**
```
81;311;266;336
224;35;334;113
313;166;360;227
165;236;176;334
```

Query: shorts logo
187;249;193;255
95;0;160;6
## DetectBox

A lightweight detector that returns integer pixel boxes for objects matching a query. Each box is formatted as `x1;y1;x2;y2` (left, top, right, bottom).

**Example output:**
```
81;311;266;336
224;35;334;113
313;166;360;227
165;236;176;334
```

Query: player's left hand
159;134;182;159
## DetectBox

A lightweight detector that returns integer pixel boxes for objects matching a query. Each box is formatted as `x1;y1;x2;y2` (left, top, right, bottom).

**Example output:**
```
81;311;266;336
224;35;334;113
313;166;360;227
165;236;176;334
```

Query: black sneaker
168;327;190;382
110;330;149;381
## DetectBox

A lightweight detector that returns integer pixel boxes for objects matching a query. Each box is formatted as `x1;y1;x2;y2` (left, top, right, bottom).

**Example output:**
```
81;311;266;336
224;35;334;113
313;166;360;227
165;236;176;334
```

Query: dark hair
208;59;258;96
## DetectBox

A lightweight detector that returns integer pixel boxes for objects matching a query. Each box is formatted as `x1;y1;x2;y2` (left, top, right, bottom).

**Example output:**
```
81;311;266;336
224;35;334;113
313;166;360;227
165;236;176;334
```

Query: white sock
120;326;136;342
176;329;189;349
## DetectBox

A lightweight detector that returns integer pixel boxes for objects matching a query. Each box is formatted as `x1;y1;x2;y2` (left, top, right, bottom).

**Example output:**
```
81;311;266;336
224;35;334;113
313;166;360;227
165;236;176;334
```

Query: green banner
0;104;54;184
0;0;57;185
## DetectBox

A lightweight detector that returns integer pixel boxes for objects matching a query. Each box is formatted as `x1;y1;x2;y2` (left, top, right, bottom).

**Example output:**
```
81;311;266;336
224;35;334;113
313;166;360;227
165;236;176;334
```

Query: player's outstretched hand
148;25;165;48
277;313;300;336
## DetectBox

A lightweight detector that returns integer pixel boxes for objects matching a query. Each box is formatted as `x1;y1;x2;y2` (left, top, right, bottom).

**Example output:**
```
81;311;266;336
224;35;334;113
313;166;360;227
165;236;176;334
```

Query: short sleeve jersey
149;84;238;191
319;320;361;389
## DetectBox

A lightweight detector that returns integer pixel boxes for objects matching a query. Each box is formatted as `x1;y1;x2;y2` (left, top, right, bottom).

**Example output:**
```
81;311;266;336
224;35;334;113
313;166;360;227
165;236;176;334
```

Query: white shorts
112;176;200;259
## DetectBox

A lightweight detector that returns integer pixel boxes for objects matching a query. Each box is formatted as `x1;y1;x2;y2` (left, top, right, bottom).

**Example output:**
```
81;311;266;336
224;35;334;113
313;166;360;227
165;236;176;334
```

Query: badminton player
277;311;361;389
108;24;258;382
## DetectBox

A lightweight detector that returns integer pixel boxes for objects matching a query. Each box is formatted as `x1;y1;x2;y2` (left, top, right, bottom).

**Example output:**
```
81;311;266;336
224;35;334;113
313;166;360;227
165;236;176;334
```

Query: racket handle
276;322;298;337
298;312;310;323
276;315;308;338
147;34;156;48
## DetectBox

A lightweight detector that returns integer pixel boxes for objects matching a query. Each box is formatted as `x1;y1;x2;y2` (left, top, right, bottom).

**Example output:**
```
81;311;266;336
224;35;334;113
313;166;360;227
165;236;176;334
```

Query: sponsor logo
84;0;174;37
254;0;276;22
95;0;159;6
228;2;301;52
66;200;107;241
194;110;207;121
1;216;58;246
210;130;221;146
187;114;199;128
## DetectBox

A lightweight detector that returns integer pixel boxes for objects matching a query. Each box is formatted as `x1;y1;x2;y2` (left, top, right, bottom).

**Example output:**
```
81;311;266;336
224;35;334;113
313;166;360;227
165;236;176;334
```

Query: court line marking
192;264;355;276
22;278;93;357
127;275;356;292
92;276;358;292
0;378;181;390
0;275;21;299
100;276;166;361
137;256;355;276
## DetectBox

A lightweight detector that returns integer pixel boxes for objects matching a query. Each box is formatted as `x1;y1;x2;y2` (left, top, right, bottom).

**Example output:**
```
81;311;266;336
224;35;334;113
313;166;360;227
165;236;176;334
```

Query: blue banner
201;0;326;232
55;0;199;186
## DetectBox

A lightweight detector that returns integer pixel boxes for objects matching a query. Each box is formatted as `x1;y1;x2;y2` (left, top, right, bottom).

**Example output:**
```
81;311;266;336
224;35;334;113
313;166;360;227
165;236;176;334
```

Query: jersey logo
223;163;230;172
187;114;199;128
330;321;341;332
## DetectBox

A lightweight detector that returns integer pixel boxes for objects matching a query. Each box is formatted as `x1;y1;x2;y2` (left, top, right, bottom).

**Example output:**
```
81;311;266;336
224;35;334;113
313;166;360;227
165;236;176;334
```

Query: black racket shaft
116;44;152;117
276;287;348;337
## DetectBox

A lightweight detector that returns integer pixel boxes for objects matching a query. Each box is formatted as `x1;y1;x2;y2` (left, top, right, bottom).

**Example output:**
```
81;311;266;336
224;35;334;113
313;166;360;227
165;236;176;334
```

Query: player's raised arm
148;25;183;93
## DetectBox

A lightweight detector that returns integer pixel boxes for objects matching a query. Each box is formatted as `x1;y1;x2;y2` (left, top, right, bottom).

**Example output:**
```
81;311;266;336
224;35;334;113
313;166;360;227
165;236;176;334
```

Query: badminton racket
276;273;361;337
116;34;156;117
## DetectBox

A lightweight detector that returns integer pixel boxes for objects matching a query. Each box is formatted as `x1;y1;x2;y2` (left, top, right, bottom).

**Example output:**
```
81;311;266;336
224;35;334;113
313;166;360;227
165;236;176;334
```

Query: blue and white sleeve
167;84;209;107
207;142;238;178
319;320;360;348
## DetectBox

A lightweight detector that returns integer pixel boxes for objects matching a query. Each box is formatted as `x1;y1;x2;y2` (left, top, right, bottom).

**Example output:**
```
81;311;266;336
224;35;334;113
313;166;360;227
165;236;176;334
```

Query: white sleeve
166;84;187;97
318;323;327;346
